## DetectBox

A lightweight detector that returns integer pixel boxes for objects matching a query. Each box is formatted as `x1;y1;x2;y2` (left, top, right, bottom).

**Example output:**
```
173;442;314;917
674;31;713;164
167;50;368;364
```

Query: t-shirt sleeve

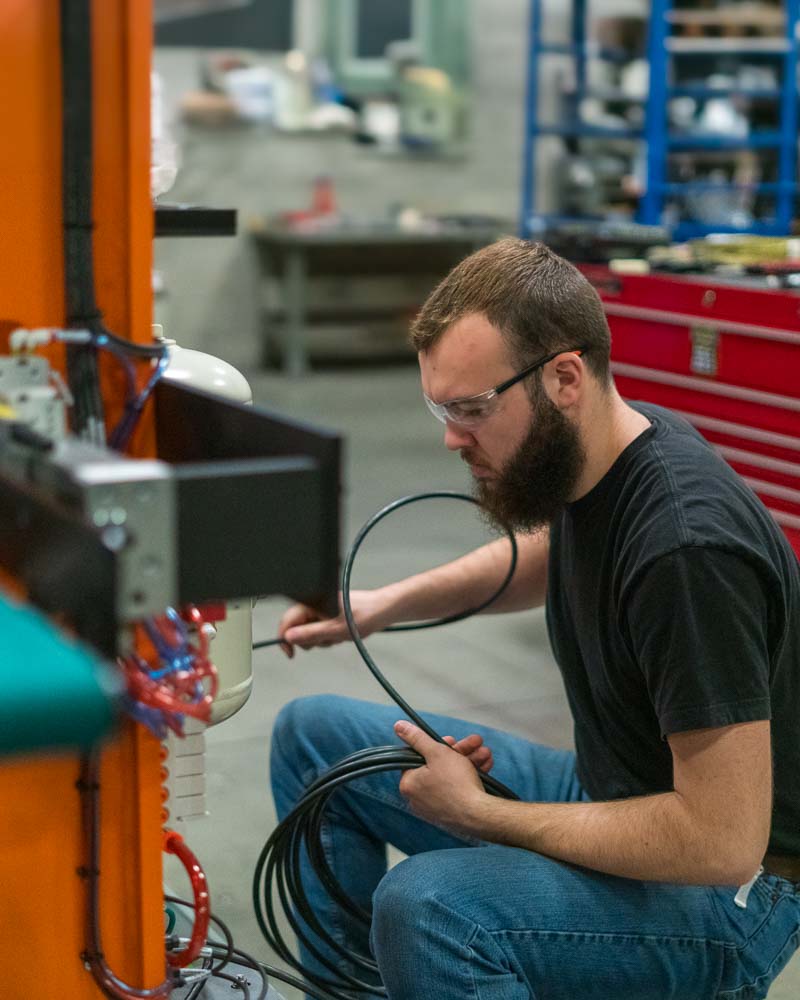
624;547;773;737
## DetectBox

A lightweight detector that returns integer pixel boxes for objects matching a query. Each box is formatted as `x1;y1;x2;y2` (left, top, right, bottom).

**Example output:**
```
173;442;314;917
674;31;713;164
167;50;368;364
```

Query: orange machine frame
0;2;166;996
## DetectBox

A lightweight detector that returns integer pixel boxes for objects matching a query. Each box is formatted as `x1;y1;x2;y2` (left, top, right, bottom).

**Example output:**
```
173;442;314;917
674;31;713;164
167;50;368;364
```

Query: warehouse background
152;2;800;997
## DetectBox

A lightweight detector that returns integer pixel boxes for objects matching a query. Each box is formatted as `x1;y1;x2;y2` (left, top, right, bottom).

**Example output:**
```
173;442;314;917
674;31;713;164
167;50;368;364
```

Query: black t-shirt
546;403;800;855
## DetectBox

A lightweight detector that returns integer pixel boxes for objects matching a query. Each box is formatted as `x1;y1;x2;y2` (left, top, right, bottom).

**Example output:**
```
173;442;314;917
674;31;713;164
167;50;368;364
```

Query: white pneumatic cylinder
158;328;254;725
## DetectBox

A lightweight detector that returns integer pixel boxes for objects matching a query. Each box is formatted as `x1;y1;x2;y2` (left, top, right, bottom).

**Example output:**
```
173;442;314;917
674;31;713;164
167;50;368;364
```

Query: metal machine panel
155;379;342;616
0;470;118;656
172;456;325;604
0;380;342;653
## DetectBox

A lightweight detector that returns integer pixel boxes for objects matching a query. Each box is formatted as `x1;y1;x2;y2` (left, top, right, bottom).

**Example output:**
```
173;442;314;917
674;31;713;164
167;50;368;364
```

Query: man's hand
395;721;489;838
442;733;494;773
277;590;392;658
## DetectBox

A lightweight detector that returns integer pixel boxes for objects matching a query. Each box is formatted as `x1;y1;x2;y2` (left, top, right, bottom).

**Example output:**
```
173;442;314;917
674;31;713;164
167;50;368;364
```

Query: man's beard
470;386;585;533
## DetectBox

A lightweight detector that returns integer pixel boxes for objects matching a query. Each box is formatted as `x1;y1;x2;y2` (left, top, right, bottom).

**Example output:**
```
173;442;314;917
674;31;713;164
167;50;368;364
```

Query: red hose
163;830;210;968
125;668;214;722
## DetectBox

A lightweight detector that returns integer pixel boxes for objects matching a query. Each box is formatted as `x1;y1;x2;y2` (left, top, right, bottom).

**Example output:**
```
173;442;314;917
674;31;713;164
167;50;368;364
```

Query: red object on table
580;266;800;558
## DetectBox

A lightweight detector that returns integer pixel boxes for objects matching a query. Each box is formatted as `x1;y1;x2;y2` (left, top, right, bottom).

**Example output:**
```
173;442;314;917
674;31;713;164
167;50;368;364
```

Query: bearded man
270;239;800;1000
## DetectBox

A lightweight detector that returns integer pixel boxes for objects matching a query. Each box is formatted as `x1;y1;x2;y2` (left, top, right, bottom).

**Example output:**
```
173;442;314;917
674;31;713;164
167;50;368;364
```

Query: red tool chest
579;266;800;558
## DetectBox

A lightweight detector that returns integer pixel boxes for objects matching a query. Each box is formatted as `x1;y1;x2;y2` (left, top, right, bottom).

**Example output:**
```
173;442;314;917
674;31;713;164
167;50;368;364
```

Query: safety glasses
423;347;585;427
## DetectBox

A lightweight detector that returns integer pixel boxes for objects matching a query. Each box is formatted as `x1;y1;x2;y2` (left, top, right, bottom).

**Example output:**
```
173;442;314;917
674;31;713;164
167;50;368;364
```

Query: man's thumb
394;721;440;758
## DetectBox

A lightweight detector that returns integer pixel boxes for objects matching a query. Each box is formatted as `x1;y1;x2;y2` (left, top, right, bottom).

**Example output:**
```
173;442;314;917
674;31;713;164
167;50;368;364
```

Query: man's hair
410;238;612;387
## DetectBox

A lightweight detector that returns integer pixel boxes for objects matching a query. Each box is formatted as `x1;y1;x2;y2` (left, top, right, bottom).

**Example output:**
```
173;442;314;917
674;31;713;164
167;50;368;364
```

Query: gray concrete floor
163;365;800;999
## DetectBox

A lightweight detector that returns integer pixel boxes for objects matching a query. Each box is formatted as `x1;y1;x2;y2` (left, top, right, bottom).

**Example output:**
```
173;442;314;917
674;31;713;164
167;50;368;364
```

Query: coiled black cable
252;492;521;998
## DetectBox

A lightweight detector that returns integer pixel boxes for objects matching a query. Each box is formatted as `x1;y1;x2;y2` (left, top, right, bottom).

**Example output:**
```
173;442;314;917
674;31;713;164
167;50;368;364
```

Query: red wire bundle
121;605;219;731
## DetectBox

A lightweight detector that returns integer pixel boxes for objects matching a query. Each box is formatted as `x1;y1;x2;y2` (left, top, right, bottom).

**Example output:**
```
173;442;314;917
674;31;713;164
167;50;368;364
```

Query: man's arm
396;718;772;887
278;531;549;653
381;530;549;622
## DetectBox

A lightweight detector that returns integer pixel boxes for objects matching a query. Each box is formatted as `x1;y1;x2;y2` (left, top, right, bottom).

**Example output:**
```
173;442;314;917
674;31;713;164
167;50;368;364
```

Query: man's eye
450;401;489;420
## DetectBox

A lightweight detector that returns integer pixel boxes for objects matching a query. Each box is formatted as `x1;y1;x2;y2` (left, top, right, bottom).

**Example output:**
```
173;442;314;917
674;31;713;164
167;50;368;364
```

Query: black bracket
154;204;237;238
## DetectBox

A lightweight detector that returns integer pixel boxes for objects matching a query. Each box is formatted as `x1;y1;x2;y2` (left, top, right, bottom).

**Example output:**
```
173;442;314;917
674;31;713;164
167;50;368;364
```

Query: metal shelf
658;181;797;194
669;86;783;100
566;88;648;104
535;42;643;63
521;0;800;240
536;124;643;140
666;6;785;29
673;220;787;240
668;131;784;150
666;37;790;54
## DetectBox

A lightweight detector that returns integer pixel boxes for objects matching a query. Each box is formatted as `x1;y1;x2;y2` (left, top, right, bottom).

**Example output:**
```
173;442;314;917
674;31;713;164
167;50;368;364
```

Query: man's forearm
379;532;549;624
467;793;759;886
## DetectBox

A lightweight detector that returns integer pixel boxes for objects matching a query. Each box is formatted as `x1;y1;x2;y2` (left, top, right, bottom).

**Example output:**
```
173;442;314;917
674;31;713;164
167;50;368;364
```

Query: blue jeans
270;695;800;999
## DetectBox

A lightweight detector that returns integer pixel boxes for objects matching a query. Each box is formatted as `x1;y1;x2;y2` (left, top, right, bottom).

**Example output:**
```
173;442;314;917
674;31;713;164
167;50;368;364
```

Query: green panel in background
0;595;121;757
324;0;471;97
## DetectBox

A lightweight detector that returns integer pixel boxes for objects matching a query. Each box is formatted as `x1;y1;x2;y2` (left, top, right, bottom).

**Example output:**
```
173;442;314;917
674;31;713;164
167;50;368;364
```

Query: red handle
163;830;210;968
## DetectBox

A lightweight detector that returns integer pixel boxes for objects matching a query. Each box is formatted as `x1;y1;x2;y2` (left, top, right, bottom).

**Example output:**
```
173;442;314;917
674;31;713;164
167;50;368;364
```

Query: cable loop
252;491;521;997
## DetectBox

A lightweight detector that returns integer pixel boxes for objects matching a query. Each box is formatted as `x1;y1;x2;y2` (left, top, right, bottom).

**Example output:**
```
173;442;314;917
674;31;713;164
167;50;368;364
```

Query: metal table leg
282;247;308;376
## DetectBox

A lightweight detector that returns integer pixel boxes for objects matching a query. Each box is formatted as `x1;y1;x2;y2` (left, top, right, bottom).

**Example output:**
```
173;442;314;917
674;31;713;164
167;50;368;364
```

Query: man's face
419;315;585;532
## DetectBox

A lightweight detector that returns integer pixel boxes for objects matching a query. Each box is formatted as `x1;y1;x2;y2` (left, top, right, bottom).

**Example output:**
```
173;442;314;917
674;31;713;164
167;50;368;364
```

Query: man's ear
544;353;583;409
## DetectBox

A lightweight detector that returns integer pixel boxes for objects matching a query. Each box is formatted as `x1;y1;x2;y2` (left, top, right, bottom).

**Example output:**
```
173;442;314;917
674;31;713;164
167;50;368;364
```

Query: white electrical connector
9;326;93;353
0;354;70;441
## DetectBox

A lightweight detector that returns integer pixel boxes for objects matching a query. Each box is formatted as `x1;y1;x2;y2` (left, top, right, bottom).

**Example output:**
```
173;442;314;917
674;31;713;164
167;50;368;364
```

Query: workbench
249;217;504;375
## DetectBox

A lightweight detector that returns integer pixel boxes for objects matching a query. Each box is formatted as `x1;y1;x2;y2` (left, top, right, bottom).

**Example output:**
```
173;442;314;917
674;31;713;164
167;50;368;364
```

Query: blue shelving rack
520;0;800;240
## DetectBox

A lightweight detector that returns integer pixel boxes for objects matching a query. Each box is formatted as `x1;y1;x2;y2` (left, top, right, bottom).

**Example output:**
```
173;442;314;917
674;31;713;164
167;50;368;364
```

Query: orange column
0;2;165;997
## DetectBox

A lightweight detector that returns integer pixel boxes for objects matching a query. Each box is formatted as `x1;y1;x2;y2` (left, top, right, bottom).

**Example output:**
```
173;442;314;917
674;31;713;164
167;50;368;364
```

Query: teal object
0;595;121;756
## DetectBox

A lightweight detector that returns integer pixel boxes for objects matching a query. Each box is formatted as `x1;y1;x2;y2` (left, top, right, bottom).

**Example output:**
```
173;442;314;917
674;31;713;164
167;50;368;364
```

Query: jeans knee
372;854;442;943
271;694;344;760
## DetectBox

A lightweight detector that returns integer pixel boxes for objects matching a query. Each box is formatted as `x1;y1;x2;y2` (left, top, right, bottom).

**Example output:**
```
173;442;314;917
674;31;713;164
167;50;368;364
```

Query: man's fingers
437;734;492;771
284;619;339;649
394;721;442;760
398;727;492;771
469;747;493;772
278;604;317;633
453;734;483;754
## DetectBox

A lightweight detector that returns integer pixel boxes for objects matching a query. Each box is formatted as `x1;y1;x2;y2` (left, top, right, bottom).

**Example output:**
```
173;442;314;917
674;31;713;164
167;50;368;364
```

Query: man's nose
444;420;476;451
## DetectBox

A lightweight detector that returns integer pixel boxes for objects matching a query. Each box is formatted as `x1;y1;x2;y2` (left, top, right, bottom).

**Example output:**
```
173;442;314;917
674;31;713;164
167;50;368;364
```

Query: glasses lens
424;394;447;423
424;391;496;426
445;395;496;425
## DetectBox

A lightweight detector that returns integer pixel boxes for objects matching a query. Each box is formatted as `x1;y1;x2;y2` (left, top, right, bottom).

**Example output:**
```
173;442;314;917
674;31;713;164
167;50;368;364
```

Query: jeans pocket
715;885;800;1000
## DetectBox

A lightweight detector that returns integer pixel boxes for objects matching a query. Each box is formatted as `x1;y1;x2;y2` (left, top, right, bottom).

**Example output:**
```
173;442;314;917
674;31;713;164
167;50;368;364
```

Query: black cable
98;329;166;360
59;0;165;447
206;946;337;1000
253;491;517;656
170;875;343;1000
252;492;521;998
182;956;212;1000
341;491;518;742
78;752;175;999
211;971;251;999
252;638;284;650
164;896;235;976
60;0;105;440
